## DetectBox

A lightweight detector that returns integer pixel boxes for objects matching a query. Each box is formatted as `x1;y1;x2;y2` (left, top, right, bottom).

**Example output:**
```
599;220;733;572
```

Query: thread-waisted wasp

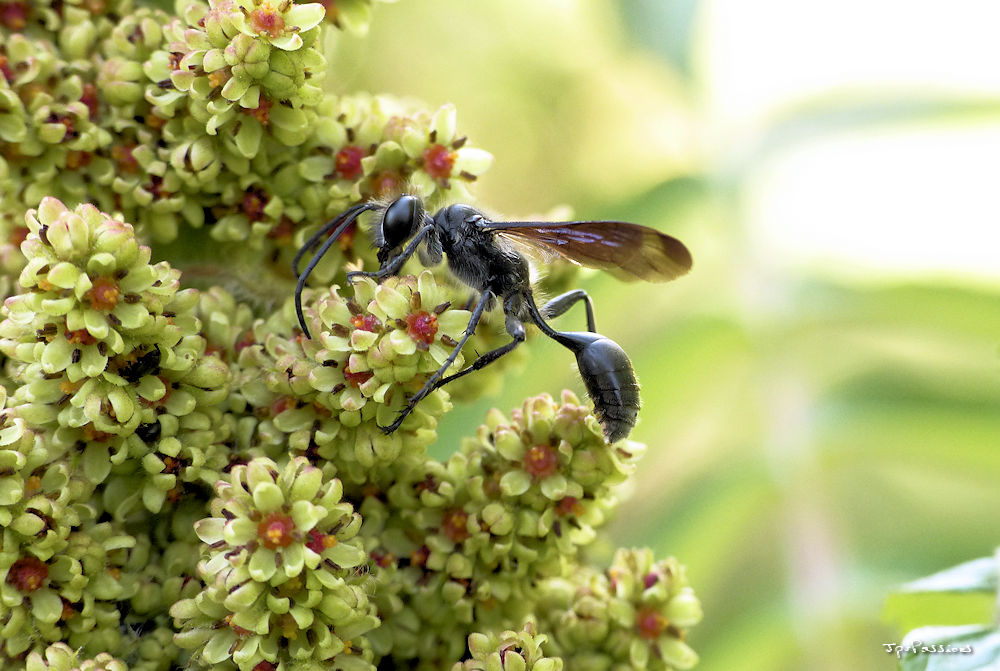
292;196;692;442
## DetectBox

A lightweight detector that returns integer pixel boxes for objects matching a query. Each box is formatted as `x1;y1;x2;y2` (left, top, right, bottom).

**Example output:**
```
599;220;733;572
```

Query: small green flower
120;621;185;671
0;382;99;562
231;1;326;52
454;622;563;671
102;9;166;63
194;286;256;361
24;0;135;39
24;642;128;671
348;102;491;205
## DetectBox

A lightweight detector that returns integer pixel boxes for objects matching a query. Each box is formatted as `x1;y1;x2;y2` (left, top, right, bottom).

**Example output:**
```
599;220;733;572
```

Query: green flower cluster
0;3;702;671
537;549;703;671
26;642;127;671
353;392;648;669
0;199;230;515
2;521;135;659
0;383;92;563
233;271;471;487
171;456;378;671
1;0;491;286
452;622;562;671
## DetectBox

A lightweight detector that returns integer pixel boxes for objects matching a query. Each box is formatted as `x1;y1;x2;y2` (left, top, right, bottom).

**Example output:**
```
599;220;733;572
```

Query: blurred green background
330;2;1000;669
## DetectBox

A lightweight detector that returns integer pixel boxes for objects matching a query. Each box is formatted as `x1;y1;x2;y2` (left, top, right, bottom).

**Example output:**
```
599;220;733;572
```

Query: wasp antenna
291;202;376;278
293;203;377;338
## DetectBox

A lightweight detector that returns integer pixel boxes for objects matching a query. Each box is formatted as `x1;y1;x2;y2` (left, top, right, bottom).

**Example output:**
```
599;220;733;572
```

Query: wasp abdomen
552;331;640;443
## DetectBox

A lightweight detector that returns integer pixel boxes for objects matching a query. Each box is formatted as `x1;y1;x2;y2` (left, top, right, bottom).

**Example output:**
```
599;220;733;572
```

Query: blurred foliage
886;557;996;635
344;1;1000;670
885;554;1000;669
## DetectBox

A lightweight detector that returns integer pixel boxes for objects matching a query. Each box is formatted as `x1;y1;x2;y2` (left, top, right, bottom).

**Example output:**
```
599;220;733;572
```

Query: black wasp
292;196;692;442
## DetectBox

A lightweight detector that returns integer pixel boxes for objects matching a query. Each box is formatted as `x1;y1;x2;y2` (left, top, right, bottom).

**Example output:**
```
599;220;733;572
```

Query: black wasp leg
292;203;376;278
346;224;434;284
541;289;597;332
379;290;494;434
431;299;527;389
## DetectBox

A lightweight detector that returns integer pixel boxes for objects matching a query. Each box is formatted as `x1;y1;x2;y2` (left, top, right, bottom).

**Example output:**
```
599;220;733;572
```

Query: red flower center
343;365;373;387
81;83;99;120
441;508;469;543
305;529;337;554
555;496;583;517
148;174;170;198
350;314;381;332
86;277;121;312
241;188;269;222
6;557;48;593
24;475;41;495
318;0;338;22
235;331;256;353
111;144;139;174
523;444;559;479
240;96;273;125
371;170;403;198
250;4;286;38
257;512;296;549
404;311;438;344
335;146;365;180
0;3;28;31
65;328;97;345
370;550;396;568
0;55;13;83
410;546;430;567
9;225;29;247
635;607;667;640
422;144;457;180
66;150;92;170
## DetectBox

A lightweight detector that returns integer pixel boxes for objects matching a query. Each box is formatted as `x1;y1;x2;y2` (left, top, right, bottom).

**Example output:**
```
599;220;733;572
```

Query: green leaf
884;557;997;634
901;557;998;595
896;625;998;671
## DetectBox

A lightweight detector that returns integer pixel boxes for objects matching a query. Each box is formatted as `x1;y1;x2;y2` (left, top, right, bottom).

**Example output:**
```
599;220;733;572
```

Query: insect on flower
293;196;692;442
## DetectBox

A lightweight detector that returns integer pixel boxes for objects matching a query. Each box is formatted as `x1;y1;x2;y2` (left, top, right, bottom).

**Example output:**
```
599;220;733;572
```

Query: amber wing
485;220;693;282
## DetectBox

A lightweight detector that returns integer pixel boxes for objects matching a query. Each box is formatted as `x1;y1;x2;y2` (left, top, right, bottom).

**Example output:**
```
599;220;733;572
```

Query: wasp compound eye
381;196;424;250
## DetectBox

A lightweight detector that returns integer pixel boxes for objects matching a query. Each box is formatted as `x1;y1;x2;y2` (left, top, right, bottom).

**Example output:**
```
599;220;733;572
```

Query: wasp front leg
346;224;434;284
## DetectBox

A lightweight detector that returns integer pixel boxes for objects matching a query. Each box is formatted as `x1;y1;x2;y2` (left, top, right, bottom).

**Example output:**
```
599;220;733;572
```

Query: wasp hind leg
431;304;527;390
541;289;597;332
